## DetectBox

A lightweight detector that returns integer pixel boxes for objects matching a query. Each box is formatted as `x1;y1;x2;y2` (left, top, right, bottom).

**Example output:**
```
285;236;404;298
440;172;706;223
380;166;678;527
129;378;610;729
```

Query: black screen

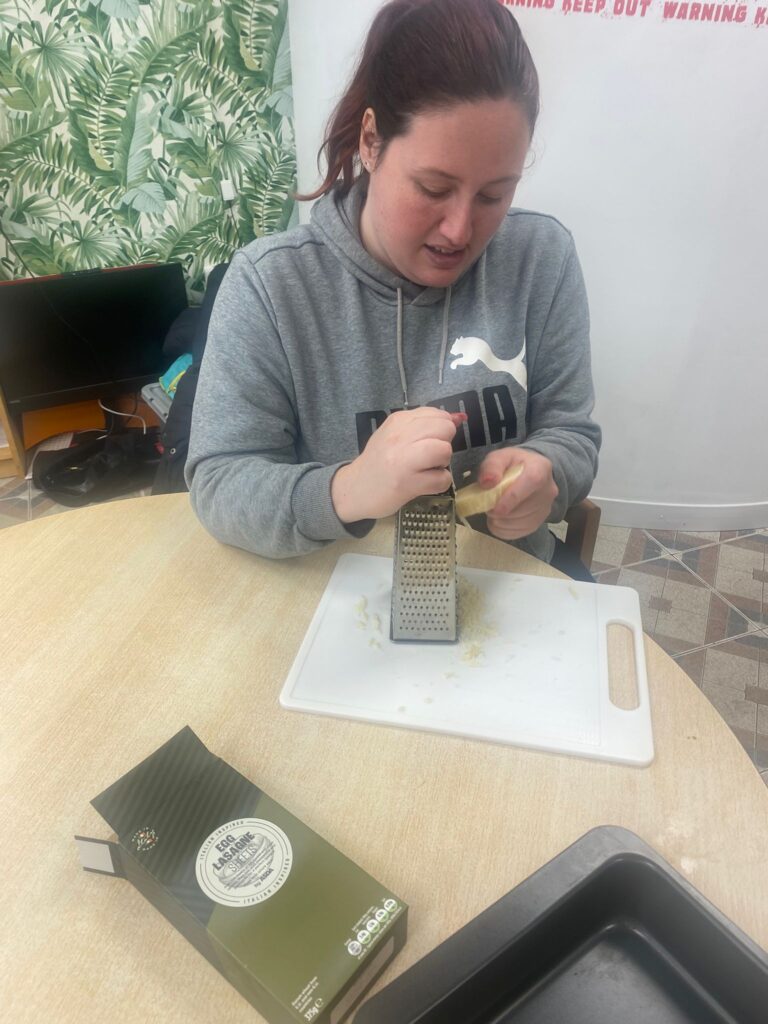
0;263;189;412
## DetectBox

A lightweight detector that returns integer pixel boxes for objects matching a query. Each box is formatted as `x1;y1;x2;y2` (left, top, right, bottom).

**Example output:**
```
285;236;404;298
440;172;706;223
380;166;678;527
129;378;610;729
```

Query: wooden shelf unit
0;386;25;478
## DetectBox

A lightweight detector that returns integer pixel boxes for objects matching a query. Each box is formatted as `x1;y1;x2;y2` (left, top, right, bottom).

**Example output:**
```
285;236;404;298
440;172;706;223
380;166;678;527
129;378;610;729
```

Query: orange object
22;396;160;450
22;402;107;449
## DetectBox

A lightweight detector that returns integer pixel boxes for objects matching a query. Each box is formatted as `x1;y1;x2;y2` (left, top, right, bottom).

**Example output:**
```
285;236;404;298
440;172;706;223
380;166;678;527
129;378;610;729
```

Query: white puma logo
449;336;527;391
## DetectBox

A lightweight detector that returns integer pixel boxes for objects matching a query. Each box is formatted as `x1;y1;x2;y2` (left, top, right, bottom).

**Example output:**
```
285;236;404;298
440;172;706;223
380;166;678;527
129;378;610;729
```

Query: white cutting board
280;554;653;766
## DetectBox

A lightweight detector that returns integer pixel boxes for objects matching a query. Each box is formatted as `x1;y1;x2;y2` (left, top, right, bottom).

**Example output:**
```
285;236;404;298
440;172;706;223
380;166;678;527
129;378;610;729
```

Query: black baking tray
355;826;768;1024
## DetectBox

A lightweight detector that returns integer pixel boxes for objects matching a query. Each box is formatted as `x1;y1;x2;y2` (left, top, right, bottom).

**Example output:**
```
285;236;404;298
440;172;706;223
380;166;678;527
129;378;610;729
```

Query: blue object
159;353;193;396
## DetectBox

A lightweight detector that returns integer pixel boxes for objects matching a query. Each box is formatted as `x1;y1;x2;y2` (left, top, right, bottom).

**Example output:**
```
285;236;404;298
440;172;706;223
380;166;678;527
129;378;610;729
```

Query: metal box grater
390;494;457;643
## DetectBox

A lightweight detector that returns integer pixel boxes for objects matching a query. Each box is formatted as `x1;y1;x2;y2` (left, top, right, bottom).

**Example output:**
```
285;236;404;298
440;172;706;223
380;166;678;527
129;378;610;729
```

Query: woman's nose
439;199;473;249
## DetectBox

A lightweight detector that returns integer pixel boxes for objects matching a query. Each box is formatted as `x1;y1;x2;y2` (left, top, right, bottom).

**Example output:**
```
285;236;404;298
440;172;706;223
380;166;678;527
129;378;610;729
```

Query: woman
186;0;600;575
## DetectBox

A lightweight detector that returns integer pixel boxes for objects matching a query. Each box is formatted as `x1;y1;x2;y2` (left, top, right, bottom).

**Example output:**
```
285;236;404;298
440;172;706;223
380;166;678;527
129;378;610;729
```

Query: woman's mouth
424;244;466;269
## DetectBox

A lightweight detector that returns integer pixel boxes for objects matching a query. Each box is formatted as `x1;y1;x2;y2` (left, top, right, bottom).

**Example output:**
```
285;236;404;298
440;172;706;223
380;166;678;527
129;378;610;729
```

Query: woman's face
359;98;530;288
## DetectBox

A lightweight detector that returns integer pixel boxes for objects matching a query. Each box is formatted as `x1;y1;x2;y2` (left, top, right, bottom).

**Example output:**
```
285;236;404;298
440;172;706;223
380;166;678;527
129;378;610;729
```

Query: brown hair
299;0;539;201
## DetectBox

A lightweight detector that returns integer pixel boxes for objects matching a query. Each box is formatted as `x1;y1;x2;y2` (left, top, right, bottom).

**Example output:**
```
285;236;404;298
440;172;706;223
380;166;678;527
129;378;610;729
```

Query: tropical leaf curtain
0;0;296;297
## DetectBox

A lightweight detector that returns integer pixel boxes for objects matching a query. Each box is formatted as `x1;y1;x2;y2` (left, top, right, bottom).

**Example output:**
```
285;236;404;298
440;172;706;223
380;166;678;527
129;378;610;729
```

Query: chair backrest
563;499;601;569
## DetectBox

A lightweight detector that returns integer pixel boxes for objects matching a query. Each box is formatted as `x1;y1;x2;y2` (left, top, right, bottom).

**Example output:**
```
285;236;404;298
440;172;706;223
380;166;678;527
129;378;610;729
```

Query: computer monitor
0;262;189;414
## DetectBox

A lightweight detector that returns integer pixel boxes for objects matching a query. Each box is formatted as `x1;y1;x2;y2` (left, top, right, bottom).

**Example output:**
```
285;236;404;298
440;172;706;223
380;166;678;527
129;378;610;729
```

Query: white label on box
195;818;293;907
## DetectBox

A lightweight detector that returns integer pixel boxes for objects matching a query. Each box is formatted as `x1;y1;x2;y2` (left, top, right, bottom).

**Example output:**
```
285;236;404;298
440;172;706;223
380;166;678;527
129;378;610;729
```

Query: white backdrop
287;0;768;528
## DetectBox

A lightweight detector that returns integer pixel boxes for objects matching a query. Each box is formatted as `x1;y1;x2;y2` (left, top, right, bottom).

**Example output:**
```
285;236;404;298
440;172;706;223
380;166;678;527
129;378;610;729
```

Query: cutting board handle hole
607;622;639;710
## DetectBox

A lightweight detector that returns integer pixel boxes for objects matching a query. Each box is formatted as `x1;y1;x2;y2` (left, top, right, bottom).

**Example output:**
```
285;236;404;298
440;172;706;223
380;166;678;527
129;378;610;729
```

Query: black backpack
152;262;229;495
33;428;162;506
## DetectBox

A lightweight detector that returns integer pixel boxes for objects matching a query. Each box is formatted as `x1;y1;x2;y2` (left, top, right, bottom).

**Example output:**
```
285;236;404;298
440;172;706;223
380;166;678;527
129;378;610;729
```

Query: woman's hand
479;448;558;541
332;408;466;522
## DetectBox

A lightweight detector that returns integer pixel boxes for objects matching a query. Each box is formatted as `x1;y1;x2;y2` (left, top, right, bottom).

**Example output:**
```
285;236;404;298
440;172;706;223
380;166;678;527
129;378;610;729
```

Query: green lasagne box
75;727;407;1023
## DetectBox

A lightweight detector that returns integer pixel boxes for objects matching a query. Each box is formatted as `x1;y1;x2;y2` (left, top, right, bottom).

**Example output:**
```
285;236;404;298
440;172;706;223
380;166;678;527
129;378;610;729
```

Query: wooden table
1;493;766;1021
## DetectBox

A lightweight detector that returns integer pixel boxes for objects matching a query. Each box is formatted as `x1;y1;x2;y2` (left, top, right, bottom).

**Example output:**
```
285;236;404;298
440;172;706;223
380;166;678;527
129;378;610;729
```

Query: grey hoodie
186;184;601;563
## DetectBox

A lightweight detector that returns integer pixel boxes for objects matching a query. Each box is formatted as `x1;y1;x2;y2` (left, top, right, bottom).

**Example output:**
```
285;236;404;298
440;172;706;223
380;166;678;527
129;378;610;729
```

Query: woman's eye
416;183;506;204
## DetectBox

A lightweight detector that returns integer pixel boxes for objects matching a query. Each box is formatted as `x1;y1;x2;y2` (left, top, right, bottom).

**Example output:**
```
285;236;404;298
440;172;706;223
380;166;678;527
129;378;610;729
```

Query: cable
98;397;146;434
104;390;139;438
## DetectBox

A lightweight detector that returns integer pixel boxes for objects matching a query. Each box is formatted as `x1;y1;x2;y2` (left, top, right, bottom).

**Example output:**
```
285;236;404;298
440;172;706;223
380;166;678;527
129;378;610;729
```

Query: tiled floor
2;474;767;787
587;524;768;788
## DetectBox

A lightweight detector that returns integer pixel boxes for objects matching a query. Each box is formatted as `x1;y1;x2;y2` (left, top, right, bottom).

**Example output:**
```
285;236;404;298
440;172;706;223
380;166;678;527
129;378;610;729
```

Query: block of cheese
455;464;525;518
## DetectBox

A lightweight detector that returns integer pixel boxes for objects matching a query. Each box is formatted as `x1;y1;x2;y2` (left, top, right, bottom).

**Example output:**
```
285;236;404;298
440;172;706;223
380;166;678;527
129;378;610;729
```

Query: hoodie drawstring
395;287;409;410
438;286;452;386
395;286;452;408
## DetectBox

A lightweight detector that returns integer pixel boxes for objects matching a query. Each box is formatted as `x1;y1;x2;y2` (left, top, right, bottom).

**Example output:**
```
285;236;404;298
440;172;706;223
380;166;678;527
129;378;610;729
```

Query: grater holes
393;495;457;641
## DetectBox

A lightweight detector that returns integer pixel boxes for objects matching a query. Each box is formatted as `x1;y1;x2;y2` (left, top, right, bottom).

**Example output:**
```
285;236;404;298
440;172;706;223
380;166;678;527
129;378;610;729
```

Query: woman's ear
359;108;380;172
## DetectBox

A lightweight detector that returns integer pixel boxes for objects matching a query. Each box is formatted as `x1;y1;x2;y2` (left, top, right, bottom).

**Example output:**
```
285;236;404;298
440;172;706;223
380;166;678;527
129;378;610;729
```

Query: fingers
487;493;553;538
487;497;547;530
383;409;462;446
495;471;557;517
414;468;453;496
487;513;543;541
404;438;454;473
482;450;558;538
390;407;465;425
479;450;556;517
487;488;557;539
477;447;521;487
494;480;537;516
478;454;529;512
336;409;464;522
